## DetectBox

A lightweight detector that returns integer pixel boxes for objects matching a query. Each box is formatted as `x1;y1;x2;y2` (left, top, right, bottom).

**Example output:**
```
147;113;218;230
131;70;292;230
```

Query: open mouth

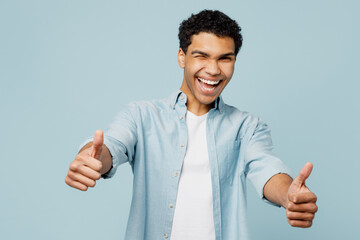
197;77;222;92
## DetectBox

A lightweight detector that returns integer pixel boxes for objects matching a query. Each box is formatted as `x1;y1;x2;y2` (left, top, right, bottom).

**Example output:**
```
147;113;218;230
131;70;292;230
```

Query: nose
205;60;221;76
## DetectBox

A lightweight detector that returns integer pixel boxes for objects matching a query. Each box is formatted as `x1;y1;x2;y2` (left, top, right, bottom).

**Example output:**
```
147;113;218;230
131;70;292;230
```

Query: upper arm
101;103;139;178
244;119;292;203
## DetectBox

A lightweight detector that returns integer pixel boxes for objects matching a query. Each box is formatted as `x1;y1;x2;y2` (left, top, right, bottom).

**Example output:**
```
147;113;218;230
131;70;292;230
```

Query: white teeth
203;86;215;91
198;78;221;85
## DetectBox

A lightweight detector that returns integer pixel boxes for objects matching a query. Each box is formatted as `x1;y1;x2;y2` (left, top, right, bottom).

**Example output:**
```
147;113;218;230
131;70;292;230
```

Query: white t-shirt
170;110;215;240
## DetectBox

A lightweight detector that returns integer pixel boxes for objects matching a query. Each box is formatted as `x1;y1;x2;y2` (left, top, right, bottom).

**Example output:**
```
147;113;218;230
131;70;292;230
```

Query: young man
65;10;317;240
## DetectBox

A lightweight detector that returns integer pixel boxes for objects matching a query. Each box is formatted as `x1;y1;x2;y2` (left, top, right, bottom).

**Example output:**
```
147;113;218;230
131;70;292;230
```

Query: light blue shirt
81;90;292;240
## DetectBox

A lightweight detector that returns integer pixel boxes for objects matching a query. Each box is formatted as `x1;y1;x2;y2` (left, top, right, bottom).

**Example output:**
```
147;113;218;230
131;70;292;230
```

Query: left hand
286;162;318;228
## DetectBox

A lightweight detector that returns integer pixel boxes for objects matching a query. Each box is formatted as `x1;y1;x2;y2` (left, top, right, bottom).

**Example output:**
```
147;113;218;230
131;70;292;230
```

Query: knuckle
65;176;71;185
67;170;76;179
312;205;318;213
92;159;102;171
77;153;89;163
288;193;294;201
69;162;79;171
286;211;294;219
98;162;103;170
75;154;84;162
287;201;294;210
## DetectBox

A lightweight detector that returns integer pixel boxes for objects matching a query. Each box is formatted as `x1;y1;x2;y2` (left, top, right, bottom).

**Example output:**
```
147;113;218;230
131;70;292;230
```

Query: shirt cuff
78;135;128;179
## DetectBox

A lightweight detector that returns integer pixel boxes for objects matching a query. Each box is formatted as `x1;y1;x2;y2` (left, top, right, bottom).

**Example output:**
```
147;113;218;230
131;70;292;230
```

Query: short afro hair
178;10;243;56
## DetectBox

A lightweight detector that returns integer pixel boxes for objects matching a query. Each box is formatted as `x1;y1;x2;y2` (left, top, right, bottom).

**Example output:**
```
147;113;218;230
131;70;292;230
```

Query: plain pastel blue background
1;0;359;239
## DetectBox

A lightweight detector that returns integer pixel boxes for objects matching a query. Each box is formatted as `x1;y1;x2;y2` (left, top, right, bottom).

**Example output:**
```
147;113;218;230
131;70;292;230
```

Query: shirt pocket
217;140;242;185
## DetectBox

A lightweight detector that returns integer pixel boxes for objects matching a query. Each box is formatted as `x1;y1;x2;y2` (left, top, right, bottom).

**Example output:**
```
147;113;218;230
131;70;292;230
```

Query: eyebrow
219;52;236;58
191;50;235;58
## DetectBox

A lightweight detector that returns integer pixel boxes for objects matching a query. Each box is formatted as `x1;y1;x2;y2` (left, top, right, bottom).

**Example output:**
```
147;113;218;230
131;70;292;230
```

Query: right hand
65;130;104;191
286;162;318;228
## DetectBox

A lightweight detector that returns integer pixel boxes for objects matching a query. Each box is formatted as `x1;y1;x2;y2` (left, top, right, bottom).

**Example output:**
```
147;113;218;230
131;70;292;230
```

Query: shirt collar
169;89;224;112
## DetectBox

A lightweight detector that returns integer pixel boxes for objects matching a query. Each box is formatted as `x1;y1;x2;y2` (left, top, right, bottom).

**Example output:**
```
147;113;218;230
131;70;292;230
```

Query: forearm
80;142;113;175
263;173;293;208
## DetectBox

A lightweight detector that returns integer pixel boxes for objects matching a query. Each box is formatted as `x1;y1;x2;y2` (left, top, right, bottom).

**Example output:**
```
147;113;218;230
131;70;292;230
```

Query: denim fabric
81;90;292;240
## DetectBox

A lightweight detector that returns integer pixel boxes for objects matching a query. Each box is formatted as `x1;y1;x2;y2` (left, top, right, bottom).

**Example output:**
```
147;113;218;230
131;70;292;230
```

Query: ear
178;48;185;69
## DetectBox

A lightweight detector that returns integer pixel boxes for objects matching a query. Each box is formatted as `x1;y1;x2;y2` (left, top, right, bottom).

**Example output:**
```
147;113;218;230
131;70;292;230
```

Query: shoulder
222;103;260;126
121;94;173;120
127;95;171;112
220;103;268;139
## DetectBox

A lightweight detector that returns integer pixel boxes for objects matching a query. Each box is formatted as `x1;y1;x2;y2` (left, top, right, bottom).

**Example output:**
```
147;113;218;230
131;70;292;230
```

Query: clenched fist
65;130;105;191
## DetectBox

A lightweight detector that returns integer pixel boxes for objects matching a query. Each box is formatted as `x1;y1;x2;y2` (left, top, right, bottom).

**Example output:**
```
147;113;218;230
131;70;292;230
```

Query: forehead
188;32;235;54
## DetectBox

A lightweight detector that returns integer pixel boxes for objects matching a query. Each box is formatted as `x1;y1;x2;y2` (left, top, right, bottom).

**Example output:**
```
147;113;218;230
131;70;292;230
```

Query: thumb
91;130;103;159
293;162;313;187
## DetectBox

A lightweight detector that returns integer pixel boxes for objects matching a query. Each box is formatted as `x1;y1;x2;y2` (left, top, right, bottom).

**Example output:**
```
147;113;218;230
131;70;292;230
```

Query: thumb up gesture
65;130;104;191
286;162;318;227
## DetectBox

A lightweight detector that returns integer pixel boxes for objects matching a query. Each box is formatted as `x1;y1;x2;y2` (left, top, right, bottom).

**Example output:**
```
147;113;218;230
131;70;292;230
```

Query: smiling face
178;32;236;115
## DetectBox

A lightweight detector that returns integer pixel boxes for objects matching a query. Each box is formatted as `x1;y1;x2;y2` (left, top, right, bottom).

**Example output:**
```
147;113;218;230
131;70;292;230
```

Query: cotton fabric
81;90;292;240
170;110;215;240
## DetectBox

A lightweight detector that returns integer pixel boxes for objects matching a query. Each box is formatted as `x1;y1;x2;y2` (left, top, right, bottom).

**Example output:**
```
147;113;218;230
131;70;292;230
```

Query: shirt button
174;172;178;177
180;95;184;100
180;143;184;147
179;115;184;120
169;204;173;208
164;233;169;238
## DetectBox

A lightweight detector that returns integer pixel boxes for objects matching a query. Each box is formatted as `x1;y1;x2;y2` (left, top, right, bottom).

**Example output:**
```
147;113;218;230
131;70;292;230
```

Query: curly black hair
179;10;243;56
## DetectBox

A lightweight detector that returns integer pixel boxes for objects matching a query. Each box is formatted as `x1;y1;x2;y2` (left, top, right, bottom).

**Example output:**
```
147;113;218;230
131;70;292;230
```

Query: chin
196;94;218;106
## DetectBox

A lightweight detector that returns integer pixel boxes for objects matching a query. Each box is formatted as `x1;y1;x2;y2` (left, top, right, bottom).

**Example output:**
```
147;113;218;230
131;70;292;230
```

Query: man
65;10;317;240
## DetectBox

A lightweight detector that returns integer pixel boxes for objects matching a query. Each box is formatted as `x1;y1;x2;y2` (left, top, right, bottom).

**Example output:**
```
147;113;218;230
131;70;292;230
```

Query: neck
180;81;214;116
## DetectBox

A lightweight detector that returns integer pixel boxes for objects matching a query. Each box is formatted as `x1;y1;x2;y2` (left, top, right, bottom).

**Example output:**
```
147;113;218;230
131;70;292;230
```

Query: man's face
178;32;236;109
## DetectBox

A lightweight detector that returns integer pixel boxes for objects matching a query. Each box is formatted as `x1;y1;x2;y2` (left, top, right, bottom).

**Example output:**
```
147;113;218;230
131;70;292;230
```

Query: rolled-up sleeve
244;119;292;206
79;103;138;179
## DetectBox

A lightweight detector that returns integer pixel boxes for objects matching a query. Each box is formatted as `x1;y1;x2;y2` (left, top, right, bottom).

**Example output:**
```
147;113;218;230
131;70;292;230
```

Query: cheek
185;59;204;75
221;64;235;78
